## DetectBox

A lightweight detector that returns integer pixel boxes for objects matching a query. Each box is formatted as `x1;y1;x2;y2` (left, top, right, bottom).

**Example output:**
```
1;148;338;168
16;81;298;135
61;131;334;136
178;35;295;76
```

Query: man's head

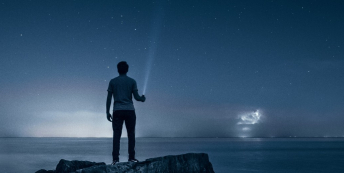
117;61;129;75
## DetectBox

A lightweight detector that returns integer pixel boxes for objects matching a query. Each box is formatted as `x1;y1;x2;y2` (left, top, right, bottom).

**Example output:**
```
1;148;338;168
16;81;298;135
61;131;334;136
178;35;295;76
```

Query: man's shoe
111;159;119;165
128;158;139;162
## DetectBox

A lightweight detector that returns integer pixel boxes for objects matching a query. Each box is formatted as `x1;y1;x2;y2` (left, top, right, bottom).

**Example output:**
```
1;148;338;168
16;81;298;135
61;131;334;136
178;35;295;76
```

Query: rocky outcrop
36;153;215;173
36;160;106;173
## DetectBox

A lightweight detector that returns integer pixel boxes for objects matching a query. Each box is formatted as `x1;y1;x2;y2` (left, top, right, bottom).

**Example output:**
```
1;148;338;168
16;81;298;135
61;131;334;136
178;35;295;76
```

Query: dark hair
117;61;129;74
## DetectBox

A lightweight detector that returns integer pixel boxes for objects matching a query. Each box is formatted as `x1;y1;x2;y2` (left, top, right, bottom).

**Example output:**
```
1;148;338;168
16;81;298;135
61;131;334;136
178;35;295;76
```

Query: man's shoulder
109;77;117;83
110;76;136;83
126;76;136;82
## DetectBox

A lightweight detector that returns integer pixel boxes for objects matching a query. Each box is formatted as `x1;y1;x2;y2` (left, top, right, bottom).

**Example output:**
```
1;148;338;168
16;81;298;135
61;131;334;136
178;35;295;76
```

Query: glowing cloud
242;127;251;131
238;110;261;125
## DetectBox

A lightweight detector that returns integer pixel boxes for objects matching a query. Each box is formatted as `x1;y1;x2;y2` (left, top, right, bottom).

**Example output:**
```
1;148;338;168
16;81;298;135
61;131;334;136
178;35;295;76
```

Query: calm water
1;138;344;173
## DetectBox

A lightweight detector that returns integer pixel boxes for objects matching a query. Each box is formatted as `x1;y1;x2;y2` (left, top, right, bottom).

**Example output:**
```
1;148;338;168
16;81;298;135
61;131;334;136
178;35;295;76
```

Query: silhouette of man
106;61;146;164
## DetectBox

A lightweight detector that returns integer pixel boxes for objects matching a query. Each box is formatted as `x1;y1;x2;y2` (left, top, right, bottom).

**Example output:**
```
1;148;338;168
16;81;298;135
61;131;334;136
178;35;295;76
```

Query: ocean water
1;138;344;173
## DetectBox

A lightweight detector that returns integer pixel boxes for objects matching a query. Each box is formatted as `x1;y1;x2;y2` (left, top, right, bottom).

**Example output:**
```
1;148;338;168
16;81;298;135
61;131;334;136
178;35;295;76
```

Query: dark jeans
112;110;136;161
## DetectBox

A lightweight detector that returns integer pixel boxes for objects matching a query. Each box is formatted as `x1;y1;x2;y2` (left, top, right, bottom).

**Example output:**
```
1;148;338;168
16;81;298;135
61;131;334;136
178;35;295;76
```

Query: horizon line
1;136;344;139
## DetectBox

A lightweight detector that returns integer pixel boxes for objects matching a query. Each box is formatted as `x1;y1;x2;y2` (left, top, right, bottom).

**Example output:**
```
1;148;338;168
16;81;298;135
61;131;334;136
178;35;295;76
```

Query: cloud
237;110;262;125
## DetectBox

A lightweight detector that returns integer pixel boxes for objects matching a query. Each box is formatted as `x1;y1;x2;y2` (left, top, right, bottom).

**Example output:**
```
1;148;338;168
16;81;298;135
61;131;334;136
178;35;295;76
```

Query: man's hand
141;95;146;102
107;112;112;122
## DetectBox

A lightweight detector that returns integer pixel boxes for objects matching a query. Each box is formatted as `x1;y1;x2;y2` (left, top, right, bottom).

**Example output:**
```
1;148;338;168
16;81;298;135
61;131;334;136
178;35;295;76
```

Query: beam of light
237;110;262;125
142;4;165;95
142;43;156;95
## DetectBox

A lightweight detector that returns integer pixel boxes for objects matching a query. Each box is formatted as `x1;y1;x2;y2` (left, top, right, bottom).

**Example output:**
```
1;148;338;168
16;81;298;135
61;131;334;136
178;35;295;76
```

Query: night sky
1;0;344;137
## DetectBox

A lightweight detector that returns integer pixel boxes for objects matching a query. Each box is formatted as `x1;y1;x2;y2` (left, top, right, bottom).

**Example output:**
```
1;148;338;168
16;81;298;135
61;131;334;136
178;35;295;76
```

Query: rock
56;160;106;173
35;169;56;173
76;153;215;173
36;153;215;173
36;160;105;173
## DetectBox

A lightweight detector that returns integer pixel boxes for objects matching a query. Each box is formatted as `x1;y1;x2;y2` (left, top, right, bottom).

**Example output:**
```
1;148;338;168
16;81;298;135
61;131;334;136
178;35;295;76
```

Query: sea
1;137;344;173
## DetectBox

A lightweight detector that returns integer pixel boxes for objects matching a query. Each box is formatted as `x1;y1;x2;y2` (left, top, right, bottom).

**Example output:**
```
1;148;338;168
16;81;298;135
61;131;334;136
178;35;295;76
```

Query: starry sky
1;0;344;137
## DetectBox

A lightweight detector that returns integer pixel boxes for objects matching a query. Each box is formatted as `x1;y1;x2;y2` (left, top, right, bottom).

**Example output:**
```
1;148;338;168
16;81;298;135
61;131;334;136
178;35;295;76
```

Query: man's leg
112;110;124;161
124;110;136;160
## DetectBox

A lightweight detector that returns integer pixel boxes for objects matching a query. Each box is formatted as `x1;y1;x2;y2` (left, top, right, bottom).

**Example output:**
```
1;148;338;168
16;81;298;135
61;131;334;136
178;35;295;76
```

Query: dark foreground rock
36;153;215;173
36;160;106;173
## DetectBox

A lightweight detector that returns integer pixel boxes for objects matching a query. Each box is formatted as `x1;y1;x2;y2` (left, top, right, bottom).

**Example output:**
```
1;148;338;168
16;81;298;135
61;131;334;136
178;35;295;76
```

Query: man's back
107;75;138;111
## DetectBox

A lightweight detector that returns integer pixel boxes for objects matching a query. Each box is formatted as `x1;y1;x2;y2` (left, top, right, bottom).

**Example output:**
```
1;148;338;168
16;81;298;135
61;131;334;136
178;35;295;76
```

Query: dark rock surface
36;153;215;173
35;169;56;173
56;159;106;173
36;160;106;173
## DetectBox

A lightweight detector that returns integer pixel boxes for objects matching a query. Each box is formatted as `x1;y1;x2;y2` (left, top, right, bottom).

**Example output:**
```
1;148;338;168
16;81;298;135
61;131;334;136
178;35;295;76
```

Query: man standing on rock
106;61;146;165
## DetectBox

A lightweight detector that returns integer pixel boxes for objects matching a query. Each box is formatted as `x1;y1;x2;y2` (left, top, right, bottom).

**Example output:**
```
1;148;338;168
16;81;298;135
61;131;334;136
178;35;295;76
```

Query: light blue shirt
107;75;138;111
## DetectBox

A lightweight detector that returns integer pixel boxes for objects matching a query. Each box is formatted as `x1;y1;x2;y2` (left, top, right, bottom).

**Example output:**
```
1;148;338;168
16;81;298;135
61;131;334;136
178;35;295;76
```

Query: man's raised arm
133;90;146;102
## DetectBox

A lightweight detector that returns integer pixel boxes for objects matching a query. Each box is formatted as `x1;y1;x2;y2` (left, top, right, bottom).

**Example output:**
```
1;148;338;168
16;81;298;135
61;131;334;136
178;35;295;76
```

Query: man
106;61;146;165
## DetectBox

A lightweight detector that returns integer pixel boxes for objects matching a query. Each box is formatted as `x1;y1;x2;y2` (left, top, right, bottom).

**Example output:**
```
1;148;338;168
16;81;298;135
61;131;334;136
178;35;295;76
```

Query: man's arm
133;90;146;102
106;91;112;122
